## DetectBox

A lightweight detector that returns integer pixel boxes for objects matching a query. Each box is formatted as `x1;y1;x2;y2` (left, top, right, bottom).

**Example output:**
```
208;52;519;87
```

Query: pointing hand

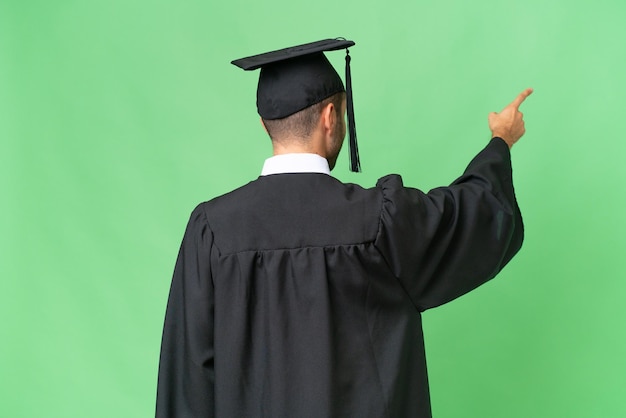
488;88;533;148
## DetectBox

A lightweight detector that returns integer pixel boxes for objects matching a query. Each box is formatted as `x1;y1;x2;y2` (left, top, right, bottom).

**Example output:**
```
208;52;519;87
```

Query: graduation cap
232;38;361;172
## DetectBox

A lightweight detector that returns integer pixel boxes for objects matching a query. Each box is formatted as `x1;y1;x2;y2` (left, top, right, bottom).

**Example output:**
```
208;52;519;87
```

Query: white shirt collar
261;153;331;176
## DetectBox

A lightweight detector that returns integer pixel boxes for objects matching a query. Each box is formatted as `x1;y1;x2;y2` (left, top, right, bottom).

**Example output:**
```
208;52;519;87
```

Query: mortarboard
231;38;361;172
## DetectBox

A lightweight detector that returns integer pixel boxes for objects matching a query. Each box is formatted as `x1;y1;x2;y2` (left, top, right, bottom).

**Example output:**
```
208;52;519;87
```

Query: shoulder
206;174;383;209
375;174;405;190
192;174;389;252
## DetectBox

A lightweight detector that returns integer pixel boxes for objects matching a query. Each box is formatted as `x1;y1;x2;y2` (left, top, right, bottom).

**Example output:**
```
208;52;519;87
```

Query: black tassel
345;49;361;172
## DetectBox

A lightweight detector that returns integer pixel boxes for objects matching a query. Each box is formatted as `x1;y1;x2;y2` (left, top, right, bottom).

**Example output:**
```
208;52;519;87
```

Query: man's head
261;92;346;169
232;39;360;172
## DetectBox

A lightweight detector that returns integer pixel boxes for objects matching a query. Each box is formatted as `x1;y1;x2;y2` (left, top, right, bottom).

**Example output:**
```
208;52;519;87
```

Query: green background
2;0;625;416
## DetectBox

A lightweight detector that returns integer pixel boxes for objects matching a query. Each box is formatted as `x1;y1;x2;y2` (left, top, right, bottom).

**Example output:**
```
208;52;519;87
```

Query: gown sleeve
375;137;524;311
156;204;215;417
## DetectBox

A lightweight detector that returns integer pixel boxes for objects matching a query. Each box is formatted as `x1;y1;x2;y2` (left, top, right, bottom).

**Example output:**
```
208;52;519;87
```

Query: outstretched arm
375;88;533;310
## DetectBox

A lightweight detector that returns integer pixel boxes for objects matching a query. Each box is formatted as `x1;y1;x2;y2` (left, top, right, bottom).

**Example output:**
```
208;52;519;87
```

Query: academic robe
156;138;524;417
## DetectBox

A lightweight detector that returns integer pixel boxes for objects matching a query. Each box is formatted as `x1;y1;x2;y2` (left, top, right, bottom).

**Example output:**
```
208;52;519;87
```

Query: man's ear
321;102;336;135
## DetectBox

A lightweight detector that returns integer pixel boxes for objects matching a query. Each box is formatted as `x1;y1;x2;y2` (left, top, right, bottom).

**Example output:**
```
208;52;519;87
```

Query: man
156;38;531;417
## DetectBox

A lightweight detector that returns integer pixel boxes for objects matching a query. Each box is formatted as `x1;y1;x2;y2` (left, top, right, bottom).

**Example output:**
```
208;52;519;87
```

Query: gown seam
372;178;424;313
213;241;378;257
199;203;223;257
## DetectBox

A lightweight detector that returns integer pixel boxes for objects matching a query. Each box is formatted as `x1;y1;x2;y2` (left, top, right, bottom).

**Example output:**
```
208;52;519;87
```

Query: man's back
156;138;524;417
206;173;420;417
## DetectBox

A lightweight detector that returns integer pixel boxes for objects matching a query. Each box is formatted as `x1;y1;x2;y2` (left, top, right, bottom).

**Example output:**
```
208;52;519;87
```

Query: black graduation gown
156;138;524;417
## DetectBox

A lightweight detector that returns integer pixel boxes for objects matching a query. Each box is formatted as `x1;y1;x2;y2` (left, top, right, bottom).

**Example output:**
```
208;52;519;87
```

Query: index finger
508;88;534;110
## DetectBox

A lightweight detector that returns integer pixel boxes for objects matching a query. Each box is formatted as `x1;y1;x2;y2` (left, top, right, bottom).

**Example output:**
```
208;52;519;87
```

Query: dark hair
262;92;345;142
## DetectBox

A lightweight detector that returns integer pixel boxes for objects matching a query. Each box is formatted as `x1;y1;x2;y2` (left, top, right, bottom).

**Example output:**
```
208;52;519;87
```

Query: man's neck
271;134;326;158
